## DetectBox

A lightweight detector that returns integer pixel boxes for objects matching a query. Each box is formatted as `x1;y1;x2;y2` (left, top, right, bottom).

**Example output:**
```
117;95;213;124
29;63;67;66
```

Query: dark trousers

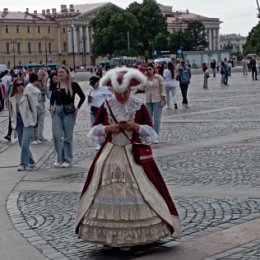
252;67;258;80
7;115;12;137
179;84;189;104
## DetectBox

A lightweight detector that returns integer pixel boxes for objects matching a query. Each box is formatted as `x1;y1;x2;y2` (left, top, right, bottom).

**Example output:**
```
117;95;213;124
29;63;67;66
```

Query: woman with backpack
177;60;191;108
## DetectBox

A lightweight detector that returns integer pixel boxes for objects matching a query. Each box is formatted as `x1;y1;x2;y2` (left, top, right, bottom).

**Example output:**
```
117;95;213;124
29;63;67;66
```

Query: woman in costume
75;67;181;250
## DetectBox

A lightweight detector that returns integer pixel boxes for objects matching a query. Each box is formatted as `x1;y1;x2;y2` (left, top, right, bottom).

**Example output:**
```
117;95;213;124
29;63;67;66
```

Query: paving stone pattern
16;191;260;260
4;73;260;259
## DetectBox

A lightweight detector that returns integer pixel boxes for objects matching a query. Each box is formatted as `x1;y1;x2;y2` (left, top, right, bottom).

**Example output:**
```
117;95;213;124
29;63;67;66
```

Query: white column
68;27;72;53
57;26;61;54
79;26;83;52
208;29;212;50
85;26;90;53
216;29;220;50
73;28;78;53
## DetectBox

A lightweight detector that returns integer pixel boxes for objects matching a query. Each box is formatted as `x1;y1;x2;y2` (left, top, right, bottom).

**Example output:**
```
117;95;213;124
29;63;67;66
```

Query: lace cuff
87;124;106;145
139;125;158;144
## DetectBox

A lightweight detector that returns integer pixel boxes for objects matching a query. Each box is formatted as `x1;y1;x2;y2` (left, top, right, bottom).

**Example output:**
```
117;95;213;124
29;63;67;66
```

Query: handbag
63;103;76;114
132;143;153;165
105;100;153;165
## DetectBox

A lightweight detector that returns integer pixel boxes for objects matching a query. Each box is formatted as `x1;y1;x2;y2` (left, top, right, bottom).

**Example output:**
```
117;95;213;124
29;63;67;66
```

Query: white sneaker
37;140;42;144
17;165;27;171
61;162;71;168
154;139;159;144
31;140;38;145
54;162;61;168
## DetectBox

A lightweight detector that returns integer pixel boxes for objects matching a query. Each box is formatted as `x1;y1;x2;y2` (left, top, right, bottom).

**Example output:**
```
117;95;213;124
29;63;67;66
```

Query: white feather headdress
100;67;146;93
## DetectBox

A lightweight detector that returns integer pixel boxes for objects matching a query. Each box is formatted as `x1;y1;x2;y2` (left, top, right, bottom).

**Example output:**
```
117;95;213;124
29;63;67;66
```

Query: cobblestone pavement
3;72;260;260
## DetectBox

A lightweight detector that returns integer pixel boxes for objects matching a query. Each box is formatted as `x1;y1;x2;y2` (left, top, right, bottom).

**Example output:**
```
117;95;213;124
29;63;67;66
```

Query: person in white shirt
88;75;112;125
163;62;178;109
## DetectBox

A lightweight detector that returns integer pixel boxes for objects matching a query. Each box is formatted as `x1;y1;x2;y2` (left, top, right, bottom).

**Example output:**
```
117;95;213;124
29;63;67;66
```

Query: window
48;42;52;53
27;26;31;33
63;42;67;52
38;42;42;53
38;26;41;33
28;42;32;54
62;27;66;33
16;25;20;33
6;42;10;53
5;25;8;33
48;26;51;33
17;42;21;54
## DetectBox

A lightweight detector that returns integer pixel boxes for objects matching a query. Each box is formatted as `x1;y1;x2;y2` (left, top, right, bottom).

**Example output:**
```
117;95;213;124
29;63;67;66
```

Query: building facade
0;3;115;68
160;5;222;51
220;34;247;53
0;3;222;68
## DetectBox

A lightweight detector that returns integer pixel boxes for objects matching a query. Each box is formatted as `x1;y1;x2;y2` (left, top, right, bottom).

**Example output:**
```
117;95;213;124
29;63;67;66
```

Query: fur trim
100;68;147;93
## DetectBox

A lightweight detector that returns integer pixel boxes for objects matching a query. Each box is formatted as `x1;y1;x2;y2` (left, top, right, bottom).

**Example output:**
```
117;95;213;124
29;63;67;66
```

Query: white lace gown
76;96;181;247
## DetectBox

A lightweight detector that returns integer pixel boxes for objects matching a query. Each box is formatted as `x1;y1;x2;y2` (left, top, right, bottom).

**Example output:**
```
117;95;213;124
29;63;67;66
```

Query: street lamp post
43;36;49;67
10;40;16;67
71;25;76;71
179;16;183;51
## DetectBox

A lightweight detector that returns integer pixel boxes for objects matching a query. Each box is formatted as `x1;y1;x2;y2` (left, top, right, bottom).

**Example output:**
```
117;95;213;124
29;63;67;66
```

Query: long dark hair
10;78;23;97
168;61;175;79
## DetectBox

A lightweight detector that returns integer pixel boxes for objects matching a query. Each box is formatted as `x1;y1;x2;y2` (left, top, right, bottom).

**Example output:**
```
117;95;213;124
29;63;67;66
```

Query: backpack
180;68;190;84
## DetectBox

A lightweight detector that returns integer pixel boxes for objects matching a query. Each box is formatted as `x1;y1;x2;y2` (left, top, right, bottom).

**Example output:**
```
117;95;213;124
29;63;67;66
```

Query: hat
89;75;100;86
100;68;146;93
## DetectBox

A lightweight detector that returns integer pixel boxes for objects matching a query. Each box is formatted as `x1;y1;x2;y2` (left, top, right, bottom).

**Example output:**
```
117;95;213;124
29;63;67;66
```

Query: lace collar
104;96;143;121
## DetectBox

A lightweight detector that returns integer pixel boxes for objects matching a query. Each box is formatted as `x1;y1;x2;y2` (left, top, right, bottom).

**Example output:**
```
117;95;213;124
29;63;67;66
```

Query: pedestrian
163;61;178;109
95;65;103;78
242;58;248;76
249;56;258;80
88;75;112;126
210;59;216;77
139;63;166;142
30;69;48;144
75;67;181;250
9;78;37;171
0;79;4;112
177;60;191;108
220;61;229;85
50;65;86;168
202;63;210;89
88;75;112;150
4;74;19;142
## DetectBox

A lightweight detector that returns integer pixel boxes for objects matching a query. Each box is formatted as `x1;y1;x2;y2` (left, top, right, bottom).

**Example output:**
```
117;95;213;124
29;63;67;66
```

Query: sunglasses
16;83;24;87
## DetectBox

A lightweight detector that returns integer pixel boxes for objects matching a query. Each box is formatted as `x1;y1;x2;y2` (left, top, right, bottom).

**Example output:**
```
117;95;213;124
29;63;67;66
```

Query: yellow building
0;3;222;69
0;3;115;69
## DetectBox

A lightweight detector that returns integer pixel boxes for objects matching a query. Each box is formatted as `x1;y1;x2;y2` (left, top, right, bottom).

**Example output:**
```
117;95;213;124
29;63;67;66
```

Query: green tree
153;32;169;52
90;7;139;57
127;0;168;58
184;21;208;50
243;22;260;56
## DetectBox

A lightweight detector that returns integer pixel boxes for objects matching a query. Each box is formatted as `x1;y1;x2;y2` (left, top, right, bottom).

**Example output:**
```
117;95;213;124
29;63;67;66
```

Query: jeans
179;83;189;104
52;105;75;164
146;102;162;135
34;112;45;140
16;114;35;167
165;87;177;107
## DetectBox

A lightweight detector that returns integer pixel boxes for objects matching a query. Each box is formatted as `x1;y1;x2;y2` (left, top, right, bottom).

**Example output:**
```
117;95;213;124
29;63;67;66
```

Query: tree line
90;0;260;59
90;0;208;59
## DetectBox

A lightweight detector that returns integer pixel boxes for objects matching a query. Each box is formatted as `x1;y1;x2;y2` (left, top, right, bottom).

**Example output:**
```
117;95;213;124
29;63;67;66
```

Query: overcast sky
3;0;259;36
